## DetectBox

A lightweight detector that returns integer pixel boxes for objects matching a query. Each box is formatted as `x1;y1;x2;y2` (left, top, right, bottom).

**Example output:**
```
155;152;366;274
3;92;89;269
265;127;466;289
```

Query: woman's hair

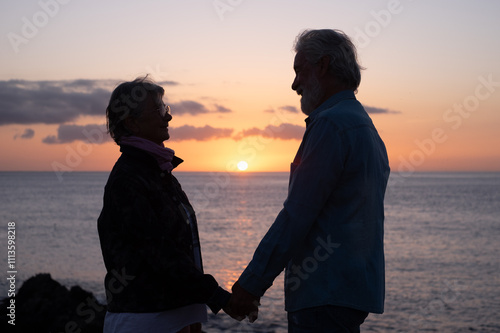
105;75;164;144
293;29;365;91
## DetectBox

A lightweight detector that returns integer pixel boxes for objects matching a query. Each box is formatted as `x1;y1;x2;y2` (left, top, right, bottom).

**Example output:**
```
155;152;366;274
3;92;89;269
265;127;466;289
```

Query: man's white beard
300;75;324;115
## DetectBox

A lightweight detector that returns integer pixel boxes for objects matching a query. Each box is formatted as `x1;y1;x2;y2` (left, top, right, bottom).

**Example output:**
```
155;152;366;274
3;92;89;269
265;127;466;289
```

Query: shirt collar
305;90;356;125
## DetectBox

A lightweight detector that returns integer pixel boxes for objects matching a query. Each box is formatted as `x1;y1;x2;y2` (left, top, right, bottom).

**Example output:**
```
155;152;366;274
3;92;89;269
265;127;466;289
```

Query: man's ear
318;55;330;77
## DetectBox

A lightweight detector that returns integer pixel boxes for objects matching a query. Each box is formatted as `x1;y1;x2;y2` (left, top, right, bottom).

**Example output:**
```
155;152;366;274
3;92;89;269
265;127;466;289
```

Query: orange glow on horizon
1;112;500;173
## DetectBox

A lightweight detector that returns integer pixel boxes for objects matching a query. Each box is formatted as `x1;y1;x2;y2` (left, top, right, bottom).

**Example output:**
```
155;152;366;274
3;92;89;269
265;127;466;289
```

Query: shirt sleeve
238;118;347;297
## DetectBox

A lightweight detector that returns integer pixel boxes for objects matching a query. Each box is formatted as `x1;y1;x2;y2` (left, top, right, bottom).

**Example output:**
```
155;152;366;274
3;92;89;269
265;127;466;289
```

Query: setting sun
237;161;248;171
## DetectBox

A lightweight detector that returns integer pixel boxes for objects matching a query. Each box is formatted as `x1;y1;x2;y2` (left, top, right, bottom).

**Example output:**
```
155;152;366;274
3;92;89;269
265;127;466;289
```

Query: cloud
42;124;111;144
279;105;300;113
170;100;233;116
170;100;210;116
157;80;179;86
41;121;304;144
214;104;232;113
0;79;230;126
234;123;304;140
14;128;35;140
265;105;400;115
264;105;300;114
0;79;114;125
364;105;401;114
169;125;234;141
42;123;233;144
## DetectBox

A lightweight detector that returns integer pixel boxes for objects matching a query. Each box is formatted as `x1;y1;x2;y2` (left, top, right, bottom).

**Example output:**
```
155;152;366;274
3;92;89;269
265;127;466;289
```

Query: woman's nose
291;76;298;91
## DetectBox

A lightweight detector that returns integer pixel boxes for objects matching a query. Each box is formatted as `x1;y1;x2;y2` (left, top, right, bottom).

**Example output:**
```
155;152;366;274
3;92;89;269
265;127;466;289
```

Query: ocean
0;171;499;332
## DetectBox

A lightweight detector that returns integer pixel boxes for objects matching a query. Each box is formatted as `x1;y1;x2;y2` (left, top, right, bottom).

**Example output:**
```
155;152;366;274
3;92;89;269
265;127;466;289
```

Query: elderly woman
97;76;230;333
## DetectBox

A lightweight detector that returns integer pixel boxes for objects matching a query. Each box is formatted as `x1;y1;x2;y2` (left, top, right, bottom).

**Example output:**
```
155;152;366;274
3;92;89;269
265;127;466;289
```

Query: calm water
0;171;499;332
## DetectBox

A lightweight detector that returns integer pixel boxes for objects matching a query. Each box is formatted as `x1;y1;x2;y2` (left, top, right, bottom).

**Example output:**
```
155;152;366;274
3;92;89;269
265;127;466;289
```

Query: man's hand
223;281;260;323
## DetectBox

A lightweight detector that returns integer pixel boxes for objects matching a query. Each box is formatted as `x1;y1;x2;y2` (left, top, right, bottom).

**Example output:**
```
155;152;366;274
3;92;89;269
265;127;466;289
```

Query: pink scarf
119;136;175;172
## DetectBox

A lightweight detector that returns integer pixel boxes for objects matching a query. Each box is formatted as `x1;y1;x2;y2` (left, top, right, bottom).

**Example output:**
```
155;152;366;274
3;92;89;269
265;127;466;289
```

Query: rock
1;273;106;333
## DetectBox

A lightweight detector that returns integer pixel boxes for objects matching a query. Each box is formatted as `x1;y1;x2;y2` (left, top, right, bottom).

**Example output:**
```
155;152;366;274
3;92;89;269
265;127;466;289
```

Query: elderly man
225;29;390;332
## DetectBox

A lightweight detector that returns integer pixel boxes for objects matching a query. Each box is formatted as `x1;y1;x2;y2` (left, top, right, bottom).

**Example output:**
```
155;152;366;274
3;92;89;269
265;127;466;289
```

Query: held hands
223;281;260;323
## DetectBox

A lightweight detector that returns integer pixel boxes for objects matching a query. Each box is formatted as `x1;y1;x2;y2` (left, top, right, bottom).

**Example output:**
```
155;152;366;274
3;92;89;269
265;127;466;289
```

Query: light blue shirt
238;90;390;313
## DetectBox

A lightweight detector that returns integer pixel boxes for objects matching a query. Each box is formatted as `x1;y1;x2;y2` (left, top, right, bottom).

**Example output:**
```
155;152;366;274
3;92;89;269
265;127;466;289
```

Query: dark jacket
97;145;229;314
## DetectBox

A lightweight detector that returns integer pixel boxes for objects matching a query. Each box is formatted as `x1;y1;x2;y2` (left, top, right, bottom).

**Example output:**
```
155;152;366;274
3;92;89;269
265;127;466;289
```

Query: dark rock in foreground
1;273;106;333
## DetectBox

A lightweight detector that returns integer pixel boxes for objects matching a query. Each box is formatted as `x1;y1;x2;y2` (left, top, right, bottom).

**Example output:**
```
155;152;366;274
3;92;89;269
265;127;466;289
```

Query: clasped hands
223;281;260;323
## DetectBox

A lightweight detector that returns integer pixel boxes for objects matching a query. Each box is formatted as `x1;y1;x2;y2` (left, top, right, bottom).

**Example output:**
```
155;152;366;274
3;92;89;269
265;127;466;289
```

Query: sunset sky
1;0;499;174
